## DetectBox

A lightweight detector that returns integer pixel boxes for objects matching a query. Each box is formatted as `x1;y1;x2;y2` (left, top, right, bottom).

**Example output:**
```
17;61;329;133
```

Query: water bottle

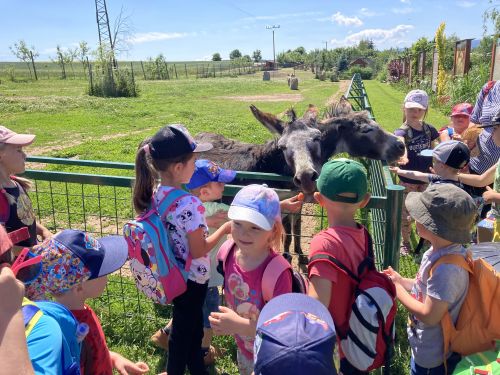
76;322;89;343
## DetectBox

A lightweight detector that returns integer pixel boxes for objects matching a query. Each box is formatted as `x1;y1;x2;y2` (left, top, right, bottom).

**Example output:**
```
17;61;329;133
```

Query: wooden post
30;51;38;80
140;61;146;80
88;62;93;94
196;64;199;78
164;62;170;80
156;61;161;79
173;64;178;79
185;64;188;78
130;61;135;81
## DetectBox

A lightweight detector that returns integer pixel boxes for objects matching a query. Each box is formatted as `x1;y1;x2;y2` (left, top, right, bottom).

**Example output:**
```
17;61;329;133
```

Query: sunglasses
10;247;42;284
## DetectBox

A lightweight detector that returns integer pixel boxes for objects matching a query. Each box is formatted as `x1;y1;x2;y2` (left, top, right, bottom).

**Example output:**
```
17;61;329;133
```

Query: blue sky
0;0;493;62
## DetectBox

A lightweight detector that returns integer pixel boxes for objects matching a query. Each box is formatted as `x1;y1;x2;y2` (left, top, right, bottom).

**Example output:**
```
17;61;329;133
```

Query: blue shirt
27;314;63;375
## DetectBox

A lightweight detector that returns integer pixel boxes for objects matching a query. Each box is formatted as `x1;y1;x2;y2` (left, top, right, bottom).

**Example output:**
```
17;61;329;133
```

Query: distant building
349;57;373;68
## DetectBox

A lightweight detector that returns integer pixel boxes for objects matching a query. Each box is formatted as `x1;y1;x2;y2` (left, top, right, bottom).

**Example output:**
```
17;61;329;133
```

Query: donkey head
250;104;322;194
319;110;405;162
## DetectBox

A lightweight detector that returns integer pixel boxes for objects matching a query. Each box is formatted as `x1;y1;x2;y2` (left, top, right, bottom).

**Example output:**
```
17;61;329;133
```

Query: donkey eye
361;127;374;134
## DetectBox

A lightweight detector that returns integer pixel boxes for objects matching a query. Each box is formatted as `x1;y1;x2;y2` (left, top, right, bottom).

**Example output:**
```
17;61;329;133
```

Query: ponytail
133;138;156;214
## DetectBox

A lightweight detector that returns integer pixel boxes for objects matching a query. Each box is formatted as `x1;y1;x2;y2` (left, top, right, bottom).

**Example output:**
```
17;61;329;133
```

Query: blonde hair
269;220;284;251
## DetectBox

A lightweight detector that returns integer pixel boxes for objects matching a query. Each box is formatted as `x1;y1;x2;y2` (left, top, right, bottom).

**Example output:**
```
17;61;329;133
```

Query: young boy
390;140;470;189
151;159;237;365
384;184;476;374
306;158;371;375
26;229;150;375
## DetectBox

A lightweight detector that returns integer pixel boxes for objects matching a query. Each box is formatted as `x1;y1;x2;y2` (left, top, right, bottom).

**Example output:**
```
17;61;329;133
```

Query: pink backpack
217;240;308;302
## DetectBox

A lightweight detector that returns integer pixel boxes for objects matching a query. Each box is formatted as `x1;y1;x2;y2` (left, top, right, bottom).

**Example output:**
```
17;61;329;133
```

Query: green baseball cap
317;158;368;203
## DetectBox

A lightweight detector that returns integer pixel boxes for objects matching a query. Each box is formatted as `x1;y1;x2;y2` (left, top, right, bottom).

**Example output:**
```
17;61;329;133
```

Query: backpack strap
399;123;412;144
216;239;236;277
22;298;43;337
308;252;361;284
262;255;292;303
156;188;190;219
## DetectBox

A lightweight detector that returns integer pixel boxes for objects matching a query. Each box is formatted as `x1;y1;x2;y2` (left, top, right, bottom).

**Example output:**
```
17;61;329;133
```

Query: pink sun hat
0;126;35;146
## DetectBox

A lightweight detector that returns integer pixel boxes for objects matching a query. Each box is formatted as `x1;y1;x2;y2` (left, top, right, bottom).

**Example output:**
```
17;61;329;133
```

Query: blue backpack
22;299;82;375
123;188;191;305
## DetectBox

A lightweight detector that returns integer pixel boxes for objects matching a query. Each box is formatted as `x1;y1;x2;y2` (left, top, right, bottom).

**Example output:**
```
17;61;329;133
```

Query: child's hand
383;266;402;284
482;186;500;204
389;166;400;174
451;133;462;141
206;210;228;229
110;351;149;375
280;193;304;213
396;155;409;166
209;306;247;336
220;221;232;235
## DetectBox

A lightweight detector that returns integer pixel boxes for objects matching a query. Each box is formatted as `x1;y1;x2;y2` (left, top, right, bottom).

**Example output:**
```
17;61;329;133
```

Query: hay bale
263;71;271;81
289;77;299;90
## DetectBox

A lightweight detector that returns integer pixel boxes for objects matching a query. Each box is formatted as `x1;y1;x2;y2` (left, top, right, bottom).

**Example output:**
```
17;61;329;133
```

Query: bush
444;64;489;109
377;70;387;83
349;65;373;80
88;66;139;98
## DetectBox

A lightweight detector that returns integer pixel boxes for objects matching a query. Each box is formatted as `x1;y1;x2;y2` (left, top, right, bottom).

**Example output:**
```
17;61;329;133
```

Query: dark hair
133;137;193;214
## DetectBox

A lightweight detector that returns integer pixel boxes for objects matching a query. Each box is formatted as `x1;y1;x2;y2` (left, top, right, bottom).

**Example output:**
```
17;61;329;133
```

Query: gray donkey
196;100;405;254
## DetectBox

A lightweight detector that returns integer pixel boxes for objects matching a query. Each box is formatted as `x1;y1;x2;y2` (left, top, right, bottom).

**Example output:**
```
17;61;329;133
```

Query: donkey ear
286;108;297;122
303;104;319;127
250;105;285;135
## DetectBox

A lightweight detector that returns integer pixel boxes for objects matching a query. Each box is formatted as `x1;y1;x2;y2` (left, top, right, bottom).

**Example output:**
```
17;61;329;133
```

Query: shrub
444;64;489;109
88;66;139;98
377;70;388;83
349;66;373;80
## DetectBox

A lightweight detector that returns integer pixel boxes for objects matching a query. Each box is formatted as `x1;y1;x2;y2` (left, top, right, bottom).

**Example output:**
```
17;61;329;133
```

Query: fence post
383;185;405;270
140;61;146;80
185;64;188;78
30;51;38;80
173;64;178;79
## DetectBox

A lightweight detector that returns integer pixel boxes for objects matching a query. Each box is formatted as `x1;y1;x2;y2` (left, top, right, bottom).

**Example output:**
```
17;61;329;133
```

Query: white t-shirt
154;186;210;284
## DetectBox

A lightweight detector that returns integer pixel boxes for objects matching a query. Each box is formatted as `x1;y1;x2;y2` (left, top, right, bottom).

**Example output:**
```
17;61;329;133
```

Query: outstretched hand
482;186;500;204
280;193;304;213
206;210;228;229
383;266;402;285
110;351;149;375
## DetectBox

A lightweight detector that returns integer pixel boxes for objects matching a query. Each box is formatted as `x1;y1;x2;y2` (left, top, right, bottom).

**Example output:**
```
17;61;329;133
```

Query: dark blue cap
254;293;337;375
186;159;236;190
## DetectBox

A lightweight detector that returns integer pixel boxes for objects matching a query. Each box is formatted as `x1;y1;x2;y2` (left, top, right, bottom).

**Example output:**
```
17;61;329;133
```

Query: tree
435;22;447;96
337;54;349;71
252;49;262;62
78;41;90;73
110;6;134;56
9;40;38;79
243;55;251;62
51;45;67;79
212;52;221;61
229;49;242;60
294;46;306;55
483;0;500;35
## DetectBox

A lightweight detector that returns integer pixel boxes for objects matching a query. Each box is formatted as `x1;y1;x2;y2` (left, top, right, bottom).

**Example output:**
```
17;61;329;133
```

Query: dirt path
325;79;350;107
215;94;303;102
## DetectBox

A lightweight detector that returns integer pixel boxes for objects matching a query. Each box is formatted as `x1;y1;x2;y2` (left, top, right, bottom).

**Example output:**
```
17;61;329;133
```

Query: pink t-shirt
222;242;292;359
308;225;367;339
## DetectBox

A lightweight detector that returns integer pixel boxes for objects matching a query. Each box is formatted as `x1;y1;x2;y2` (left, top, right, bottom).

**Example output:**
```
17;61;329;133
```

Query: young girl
208;184;292;375
133;124;231;375
0;126;51;248
394;90;439;255
439;103;473;142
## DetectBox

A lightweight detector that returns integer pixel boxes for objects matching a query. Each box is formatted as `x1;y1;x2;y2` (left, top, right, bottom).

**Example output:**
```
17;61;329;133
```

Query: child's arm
280;193;304;213
389;166;430;183
188;221;231;259
109;351;149;375
209;306;257;337
308;276;332;308
36;222;52;241
383;266;415;292
458;163;497;187
483;186;500;204
393;284;449;326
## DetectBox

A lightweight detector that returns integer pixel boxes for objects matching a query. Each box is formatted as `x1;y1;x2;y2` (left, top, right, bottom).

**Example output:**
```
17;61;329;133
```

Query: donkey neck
253;140;291;175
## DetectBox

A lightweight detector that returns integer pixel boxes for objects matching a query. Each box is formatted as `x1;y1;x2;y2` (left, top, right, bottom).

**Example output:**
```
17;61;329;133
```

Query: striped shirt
469;81;500;173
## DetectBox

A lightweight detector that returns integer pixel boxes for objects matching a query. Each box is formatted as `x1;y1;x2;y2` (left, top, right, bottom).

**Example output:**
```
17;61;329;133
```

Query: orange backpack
430;253;500;357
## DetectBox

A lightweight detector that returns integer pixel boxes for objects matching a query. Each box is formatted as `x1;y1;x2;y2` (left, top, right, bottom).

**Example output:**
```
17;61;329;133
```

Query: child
384;184;476;374
457;115;500;241
133;124;231;375
390;140;470;189
306;158;371;375
208;184;293;375
394;90;439;254
439;103;473;142
0;126;51;248
151;159;237;365
254;293;337;375
26;229;150;375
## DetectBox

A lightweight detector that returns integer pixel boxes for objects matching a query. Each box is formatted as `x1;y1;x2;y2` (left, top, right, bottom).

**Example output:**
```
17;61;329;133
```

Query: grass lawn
364;80;449;133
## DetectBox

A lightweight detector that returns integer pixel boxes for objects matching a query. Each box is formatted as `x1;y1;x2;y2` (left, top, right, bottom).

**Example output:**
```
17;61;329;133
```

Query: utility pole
95;0;117;67
266;25;280;70
323;41;328;51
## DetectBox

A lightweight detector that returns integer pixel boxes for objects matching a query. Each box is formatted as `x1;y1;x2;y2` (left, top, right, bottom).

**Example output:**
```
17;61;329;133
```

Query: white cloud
332;11;363;27
359;8;377;17
42;47;59;55
400;0;411;3
330;24;414;47
127;32;189;44
242;11;322;22
457;1;476;8
391;7;415;14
